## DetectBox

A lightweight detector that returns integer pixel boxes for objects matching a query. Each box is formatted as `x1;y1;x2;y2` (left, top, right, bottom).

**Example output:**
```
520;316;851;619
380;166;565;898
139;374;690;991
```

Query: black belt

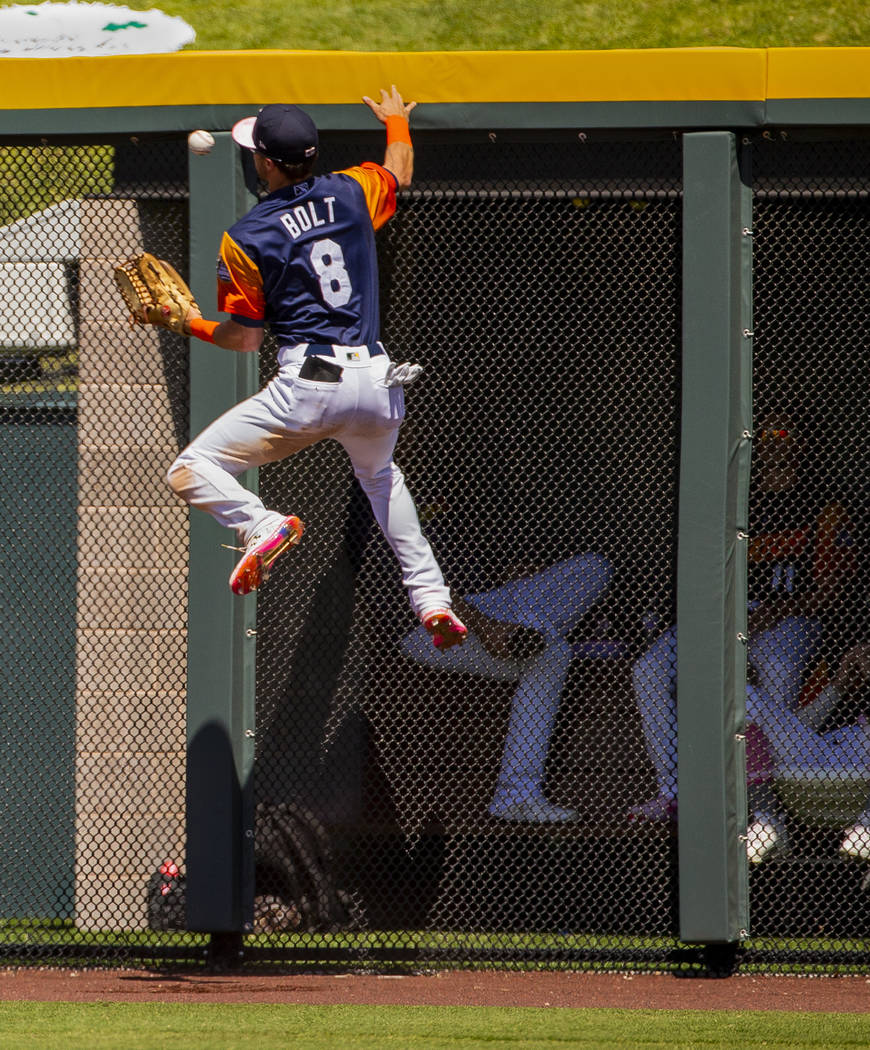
304;342;385;358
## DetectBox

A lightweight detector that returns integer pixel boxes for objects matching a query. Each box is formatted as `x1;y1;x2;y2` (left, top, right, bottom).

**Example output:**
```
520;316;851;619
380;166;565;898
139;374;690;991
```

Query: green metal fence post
185;133;258;937
678;131;753;946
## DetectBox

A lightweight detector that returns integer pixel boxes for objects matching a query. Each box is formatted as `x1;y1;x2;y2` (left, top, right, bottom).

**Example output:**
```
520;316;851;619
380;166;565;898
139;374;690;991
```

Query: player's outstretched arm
182;308;264;353
362;84;416;189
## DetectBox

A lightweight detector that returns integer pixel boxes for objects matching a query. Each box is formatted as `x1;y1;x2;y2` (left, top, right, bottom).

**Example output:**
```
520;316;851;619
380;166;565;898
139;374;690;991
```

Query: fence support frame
677;131;753;944
185;133;259;934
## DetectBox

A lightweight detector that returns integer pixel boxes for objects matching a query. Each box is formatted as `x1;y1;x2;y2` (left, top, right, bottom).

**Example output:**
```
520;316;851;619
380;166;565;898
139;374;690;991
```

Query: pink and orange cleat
229;515;305;595
422;608;468;650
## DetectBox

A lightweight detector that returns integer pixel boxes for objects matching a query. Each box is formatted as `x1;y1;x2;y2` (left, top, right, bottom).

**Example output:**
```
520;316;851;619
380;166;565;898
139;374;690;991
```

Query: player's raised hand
365;84;416;188
363;84;417;123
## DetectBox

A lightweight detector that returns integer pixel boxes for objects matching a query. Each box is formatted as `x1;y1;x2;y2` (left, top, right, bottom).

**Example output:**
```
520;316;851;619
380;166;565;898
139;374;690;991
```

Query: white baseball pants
167;344;451;619
633;613;823;800
745;683;870;776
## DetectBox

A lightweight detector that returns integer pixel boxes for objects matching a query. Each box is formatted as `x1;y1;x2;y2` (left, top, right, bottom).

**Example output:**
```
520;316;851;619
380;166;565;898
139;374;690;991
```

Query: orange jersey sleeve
340;162;398;231
217;232;266;321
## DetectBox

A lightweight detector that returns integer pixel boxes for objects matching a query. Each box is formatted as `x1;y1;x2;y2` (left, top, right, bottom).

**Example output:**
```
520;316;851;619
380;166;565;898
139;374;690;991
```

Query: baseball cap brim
231;116;257;152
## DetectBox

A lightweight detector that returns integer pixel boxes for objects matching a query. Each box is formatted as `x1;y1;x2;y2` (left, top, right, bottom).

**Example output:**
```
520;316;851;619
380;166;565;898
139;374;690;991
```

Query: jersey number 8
310;238;352;308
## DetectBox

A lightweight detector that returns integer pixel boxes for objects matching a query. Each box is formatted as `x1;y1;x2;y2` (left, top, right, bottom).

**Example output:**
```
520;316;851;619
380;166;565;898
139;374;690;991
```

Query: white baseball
187;130;215;155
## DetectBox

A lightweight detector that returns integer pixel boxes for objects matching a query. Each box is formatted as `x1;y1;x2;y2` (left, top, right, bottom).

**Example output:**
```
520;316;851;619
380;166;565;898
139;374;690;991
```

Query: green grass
2;920;869;977
1;1004;869;1050
119;0;870;52
0;145;113;226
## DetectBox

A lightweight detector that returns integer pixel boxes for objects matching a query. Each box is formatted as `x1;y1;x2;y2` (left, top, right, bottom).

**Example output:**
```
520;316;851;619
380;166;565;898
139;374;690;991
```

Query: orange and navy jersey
748;488;856;603
216;162;397;346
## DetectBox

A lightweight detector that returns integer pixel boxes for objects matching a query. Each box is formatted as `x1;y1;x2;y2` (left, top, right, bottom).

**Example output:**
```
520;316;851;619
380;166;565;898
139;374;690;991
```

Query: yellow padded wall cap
767;47;870;100
0;47;770;111
4;46;863;112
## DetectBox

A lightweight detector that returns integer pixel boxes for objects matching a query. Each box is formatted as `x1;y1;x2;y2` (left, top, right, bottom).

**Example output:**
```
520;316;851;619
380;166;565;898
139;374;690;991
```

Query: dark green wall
0;409;77;917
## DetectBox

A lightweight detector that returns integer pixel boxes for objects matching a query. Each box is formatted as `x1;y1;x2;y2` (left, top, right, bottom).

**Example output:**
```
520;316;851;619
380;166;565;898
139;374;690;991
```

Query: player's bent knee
166;456;193;498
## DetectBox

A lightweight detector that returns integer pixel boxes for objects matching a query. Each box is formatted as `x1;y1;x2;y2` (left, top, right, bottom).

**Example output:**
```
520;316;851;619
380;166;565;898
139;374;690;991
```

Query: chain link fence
0;127;869;971
745;133;870;962
251;133;684;965
0;137;203;963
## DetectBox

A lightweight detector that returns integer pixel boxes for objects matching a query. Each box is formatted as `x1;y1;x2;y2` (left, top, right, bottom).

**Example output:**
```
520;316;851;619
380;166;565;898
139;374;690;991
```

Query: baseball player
629;414;857;861
165;87;467;650
743;637;870;863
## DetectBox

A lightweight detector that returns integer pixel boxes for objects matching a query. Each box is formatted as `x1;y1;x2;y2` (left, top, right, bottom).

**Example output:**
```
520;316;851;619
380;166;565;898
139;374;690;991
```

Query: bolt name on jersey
280;197;337;240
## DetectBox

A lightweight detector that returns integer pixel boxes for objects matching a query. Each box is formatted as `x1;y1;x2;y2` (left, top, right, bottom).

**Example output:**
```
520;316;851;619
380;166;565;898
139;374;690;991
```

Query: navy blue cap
231;104;318;164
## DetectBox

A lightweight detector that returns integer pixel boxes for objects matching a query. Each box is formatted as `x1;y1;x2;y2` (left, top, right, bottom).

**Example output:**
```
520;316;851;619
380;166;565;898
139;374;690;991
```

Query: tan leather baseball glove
114;252;199;335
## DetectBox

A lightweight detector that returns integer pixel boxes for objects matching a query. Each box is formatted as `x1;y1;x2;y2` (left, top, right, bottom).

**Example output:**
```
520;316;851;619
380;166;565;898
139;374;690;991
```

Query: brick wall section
74;198;188;930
